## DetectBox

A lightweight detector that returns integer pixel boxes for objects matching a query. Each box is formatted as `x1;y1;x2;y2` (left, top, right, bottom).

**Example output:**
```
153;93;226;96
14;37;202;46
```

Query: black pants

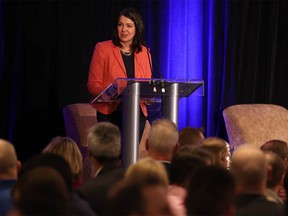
97;109;147;142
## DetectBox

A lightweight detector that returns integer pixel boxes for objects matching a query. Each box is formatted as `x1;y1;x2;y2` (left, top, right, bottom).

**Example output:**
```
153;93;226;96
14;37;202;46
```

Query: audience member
168;145;210;216
230;145;285;215
146;118;179;175
0;139;21;216
261;139;288;204
42;136;84;188
106;157;171;216
263;151;285;204
77;122;125;215
10;167;69;216
105;180;148;216
201;137;230;169
178;127;205;147
17;153;96;215
186;166;236;216
261;140;288;162
125;157;169;186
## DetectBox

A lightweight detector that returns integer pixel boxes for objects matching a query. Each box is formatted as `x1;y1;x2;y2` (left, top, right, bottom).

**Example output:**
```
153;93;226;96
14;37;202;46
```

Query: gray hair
88;122;121;160
148;119;179;154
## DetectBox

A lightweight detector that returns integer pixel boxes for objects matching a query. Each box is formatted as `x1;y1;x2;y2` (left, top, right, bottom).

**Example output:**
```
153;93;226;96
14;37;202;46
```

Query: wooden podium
91;78;204;167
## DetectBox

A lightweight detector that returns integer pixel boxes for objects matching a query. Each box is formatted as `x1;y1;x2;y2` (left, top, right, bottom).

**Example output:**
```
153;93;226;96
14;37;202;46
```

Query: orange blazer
87;40;152;116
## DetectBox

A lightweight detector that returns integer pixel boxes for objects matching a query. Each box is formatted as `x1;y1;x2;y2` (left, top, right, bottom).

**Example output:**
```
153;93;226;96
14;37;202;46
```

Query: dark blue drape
145;0;231;137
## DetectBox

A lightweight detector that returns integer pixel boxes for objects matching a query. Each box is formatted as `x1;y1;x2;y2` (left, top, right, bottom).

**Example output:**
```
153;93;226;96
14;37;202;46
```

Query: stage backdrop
1;0;288;161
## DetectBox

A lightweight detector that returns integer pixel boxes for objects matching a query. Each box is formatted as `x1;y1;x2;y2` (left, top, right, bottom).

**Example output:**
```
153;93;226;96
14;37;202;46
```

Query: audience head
146;118;179;161
178;127;205;147
110;157;171;216
201;137;230;169
107;178;171;216
263;151;285;190
106;180;147;216
230;145;267;194
88;122;121;164
12;167;69;215
169;145;209;188
42;136;83;184
0;139;20;179
260;139;288;171
125;157;169;187
18;153;73;193
186;166;236;216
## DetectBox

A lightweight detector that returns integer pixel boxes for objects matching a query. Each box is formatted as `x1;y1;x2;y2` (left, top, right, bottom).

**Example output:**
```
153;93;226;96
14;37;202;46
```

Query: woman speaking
87;7;152;138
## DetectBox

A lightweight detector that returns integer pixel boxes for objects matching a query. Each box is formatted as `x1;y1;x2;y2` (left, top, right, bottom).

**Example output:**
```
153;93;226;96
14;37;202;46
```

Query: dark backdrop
1;0;288;162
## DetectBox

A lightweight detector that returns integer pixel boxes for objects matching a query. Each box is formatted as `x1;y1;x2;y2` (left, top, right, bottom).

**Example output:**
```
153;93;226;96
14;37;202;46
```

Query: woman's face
117;15;136;46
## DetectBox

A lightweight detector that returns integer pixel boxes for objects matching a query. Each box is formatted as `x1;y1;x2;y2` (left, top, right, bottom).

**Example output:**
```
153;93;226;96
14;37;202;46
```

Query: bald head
0;139;18;177
230;145;267;193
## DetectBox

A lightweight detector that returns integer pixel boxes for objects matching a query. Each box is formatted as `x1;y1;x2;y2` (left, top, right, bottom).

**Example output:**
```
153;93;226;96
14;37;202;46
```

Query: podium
91;78;204;167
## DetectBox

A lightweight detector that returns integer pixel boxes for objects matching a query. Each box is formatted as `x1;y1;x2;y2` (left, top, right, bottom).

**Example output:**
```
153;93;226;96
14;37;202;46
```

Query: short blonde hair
125;157;169;187
43;136;83;181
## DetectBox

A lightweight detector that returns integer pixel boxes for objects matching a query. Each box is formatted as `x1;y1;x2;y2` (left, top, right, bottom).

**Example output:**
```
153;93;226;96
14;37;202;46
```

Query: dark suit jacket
0;180;16;216
161;161;171;176
235;193;286;216
77;163;125;216
67;192;97;216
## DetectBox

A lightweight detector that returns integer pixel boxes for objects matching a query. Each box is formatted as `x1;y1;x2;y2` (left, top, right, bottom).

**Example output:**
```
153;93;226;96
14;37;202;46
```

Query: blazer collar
113;46;126;74
112;45;144;78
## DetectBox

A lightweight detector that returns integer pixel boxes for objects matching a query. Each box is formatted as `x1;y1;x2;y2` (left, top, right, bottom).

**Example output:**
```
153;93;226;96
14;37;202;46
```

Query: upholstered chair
62;103;149;165
62;103;97;148
62;103;97;181
223;104;288;151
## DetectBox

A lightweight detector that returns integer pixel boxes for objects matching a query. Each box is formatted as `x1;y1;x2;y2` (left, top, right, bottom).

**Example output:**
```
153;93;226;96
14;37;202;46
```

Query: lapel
112;46;126;75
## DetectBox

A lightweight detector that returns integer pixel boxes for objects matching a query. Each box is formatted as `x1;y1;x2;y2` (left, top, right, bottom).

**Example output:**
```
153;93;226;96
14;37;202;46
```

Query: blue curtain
147;0;230;136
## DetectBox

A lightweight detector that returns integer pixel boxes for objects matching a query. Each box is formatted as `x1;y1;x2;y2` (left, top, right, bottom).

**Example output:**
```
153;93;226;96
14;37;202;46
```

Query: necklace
120;49;132;56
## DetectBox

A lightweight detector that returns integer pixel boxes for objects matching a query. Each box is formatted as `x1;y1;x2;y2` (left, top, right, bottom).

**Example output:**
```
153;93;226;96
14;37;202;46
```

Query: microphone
143;43;163;79
143;43;165;93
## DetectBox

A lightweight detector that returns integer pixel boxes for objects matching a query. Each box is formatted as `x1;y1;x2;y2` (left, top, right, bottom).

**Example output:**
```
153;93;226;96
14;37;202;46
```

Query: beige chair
62;103;149;158
223;104;288;151
62;103;97;148
62;103;97;181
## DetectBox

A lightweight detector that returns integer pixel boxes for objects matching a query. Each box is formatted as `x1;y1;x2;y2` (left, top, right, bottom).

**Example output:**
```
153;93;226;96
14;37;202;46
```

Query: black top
77;163;125;215
121;52;135;78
